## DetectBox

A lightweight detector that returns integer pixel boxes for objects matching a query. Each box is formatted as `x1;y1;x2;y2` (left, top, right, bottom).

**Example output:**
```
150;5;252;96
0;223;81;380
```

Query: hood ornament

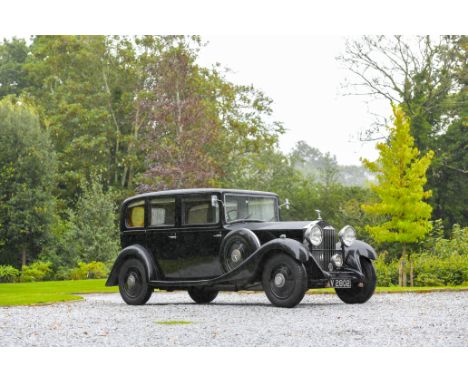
315;209;322;220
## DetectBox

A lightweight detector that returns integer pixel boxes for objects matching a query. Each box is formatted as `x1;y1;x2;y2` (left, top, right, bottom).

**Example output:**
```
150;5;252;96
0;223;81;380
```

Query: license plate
330;279;351;288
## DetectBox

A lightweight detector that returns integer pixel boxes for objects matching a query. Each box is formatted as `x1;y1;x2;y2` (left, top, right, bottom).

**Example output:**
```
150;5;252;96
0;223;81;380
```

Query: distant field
0;279;466;307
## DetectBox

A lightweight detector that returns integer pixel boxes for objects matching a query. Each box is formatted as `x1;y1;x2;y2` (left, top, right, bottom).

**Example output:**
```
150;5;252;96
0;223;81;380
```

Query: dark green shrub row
374;253;468;287
0;261;109;283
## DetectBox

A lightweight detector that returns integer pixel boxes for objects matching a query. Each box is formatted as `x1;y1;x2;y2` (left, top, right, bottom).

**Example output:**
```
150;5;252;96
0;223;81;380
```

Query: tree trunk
21;248;27;269
410;260;414;287
399;244;407;287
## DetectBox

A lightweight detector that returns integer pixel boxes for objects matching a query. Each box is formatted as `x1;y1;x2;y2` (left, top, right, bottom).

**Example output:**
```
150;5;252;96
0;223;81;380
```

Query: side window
126;200;145;228
149;197;175;227
182;195;219;226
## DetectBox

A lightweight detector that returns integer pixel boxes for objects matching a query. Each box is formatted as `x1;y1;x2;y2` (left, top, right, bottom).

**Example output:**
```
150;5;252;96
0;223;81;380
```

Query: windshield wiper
227;218;265;224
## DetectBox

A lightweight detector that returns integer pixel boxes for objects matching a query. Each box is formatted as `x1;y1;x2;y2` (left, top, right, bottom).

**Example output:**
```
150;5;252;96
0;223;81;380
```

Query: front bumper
308;267;365;288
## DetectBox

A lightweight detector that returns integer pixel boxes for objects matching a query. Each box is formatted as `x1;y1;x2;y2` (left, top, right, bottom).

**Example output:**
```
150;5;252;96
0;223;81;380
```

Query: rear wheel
335;258;376;304
118;258;153;305
188;287;218;304
262;253;308;308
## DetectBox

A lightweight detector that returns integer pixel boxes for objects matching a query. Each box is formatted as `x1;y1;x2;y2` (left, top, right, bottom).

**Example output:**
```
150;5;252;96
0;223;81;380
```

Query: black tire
335;257;376;304
118;258;153;305
220;229;260;272
262;253;308;308
188;287;219;304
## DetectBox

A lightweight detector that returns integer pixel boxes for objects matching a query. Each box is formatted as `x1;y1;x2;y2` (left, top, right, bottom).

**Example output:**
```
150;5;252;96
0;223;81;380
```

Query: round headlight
339;225;356;247
307;224;323;246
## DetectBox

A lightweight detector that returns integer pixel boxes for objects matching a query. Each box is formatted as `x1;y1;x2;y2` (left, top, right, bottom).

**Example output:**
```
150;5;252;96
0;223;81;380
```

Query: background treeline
0;35;466;285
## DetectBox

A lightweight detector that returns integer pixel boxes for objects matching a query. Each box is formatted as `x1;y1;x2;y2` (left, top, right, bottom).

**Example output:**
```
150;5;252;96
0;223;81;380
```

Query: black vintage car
106;188;377;308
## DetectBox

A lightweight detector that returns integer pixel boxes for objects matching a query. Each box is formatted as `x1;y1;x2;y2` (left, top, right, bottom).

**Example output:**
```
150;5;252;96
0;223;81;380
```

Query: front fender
337;239;377;260
336;240;377;274
105;244;159;286
256;238;310;262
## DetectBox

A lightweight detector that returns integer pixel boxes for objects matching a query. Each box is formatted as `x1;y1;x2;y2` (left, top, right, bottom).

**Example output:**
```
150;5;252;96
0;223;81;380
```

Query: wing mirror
211;195;224;207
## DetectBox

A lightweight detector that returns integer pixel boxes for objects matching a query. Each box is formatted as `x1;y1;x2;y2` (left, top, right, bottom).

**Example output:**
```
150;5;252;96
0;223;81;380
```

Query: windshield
224;194;278;223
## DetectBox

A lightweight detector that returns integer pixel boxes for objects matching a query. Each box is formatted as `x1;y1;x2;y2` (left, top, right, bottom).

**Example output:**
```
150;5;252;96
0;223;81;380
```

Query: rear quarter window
125;200;145;228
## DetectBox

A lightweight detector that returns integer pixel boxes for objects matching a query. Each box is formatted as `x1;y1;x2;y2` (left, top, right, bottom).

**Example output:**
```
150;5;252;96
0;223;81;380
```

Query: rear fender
105;244;159;286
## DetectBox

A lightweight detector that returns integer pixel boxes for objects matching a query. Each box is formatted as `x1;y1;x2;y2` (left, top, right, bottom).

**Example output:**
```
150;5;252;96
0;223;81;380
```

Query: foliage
68;262;109;280
362;105;434;246
67;180;119;264
339;35;468;229
0;38;30;98
20;261;54;282
136;36;283;191
0;98;57;267
0;265;20;283
290;140;372;187
374;225;468;286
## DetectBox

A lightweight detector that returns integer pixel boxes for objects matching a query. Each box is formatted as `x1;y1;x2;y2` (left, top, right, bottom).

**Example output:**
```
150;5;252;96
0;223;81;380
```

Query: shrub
412;253;467;286
68;262;109;280
0;265;20;283
20;261;54;282
374;253;399;287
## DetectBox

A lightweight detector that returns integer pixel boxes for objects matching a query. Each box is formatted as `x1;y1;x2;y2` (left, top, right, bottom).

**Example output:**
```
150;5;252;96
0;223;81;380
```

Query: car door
176;193;224;279
145;196;180;279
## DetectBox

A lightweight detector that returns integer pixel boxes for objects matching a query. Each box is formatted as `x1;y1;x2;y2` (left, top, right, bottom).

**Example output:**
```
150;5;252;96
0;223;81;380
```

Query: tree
0;98;57;268
430;36;468;228
137;36;283;191
339;35;466;228
0;38;30;98
66;179;119;264
361;105;434;286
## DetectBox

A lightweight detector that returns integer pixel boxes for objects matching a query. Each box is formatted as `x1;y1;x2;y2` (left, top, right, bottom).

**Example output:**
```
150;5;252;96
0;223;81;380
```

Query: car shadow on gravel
141;301;343;307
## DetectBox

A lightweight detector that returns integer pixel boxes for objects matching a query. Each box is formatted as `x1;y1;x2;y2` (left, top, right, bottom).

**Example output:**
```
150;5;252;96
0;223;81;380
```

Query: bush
412;253;467;286
0;265;20;283
68;262;109;280
20;261;54;282
374;253;400;287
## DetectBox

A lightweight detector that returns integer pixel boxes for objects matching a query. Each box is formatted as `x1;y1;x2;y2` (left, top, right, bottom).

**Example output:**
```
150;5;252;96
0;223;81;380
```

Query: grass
0;279;117;306
0;279;466;307
307;285;468;295
156;320;193;325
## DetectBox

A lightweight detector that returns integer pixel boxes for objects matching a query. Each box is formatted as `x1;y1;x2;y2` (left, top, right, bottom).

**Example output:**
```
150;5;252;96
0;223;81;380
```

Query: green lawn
0;279;117;306
307;285;468;295
0;279;466;307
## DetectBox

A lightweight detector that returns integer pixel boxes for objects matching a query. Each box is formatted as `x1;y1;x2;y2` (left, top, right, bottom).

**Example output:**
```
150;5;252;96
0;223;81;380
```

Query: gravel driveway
1;291;466;346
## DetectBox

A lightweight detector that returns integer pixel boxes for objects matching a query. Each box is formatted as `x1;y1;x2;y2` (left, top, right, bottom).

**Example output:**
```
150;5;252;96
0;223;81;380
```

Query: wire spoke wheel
262;253;307;308
118;259;153;305
123;269;143;298
335;257;376;304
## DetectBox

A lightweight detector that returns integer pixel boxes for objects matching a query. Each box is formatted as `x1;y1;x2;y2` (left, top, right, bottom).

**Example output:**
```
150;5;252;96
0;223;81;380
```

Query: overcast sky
197;36;391;166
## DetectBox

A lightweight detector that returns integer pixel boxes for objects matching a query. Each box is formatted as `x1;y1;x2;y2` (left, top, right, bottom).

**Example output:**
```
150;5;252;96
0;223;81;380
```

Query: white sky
197;36;391;165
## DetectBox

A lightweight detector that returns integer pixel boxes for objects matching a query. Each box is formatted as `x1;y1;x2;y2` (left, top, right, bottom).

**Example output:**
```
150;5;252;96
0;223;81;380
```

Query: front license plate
330;279;352;288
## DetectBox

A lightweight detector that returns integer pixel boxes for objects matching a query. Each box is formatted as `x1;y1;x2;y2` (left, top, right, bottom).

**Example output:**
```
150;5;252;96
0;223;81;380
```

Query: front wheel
262;253;308;308
335;258;376;304
118;258;153;305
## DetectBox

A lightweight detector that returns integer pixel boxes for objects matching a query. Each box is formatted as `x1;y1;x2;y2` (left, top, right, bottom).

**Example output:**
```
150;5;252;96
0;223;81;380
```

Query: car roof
122;188;279;205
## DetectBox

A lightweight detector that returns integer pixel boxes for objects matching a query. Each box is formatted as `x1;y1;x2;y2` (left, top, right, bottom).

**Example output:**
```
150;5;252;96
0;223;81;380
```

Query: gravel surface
1;291;466;346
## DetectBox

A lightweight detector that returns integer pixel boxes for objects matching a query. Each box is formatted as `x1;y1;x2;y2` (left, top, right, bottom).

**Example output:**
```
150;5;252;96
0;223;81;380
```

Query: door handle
212;233;222;238
168;234;177;239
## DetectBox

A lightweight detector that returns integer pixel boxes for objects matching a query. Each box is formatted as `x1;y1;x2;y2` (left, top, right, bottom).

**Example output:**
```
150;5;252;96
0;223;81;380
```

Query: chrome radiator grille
312;226;336;270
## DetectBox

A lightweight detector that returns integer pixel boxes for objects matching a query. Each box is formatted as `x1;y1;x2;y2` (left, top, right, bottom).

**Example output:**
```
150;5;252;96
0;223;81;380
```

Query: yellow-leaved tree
361;105;434;286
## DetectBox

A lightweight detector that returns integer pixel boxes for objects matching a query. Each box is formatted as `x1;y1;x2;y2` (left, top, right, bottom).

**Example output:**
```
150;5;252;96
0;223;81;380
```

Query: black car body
107;188;377;308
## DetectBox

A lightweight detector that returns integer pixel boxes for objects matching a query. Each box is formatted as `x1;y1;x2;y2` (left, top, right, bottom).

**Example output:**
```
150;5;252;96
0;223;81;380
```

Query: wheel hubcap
231;248;242;263
127;274;136;289
274;272;286;288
